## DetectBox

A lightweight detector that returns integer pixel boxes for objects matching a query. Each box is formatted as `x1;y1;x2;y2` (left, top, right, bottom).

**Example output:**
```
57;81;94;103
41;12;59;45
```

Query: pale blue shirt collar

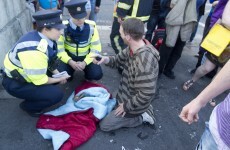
69;18;84;31
38;32;54;48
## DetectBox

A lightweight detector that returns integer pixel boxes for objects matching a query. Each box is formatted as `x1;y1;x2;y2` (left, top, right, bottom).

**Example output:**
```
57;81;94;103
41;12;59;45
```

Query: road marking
97;25;112;31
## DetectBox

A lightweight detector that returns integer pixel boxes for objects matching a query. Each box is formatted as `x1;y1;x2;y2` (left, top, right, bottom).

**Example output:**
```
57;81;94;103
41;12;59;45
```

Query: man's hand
179;99;203;125
114;103;126;117
118;17;124;24
91;54;110;65
95;6;100;13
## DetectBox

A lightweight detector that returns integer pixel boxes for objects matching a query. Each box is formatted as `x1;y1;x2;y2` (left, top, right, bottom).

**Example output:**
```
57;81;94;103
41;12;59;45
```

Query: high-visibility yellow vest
4;31;71;85
63;19;101;65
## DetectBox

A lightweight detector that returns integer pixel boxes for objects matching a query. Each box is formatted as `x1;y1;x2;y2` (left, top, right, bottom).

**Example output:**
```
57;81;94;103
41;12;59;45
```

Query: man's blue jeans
196;122;218;150
89;0;97;21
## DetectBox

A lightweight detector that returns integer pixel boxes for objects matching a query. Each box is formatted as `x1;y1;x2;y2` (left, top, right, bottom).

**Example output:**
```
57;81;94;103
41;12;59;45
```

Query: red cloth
37;81;112;150
37;109;99;150
74;81;112;98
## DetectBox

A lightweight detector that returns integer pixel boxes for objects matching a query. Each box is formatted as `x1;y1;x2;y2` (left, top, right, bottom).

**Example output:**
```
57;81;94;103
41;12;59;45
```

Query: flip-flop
183;79;194;91
209;99;216;107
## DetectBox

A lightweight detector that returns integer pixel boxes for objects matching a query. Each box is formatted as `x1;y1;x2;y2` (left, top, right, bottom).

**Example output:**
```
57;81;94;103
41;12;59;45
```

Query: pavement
0;1;228;150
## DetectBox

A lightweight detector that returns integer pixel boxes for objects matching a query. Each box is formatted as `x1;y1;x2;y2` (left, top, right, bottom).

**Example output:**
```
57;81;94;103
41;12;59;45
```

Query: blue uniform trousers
2;76;64;112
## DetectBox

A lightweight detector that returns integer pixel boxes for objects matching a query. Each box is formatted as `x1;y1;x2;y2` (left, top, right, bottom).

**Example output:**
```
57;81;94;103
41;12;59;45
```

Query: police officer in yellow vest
58;0;103;81
110;0;154;54
2;10;74;117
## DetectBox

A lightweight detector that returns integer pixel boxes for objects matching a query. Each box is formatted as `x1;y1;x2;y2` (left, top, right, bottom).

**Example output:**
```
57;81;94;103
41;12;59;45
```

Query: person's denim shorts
196;122;218;150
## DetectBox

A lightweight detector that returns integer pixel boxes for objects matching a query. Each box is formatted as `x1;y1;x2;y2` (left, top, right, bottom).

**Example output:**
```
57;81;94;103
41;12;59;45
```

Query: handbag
201;24;230;56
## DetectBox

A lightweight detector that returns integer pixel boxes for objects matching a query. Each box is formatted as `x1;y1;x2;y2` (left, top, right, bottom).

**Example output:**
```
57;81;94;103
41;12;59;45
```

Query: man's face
72;17;85;27
119;26;128;45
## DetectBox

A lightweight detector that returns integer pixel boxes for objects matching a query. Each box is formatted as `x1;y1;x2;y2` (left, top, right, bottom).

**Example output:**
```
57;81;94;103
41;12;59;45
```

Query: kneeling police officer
58;0;103;81
2;10;75;117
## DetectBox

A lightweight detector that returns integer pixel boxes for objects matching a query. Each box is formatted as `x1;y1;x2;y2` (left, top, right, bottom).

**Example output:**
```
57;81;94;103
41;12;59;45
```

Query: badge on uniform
37;39;48;53
77;7;81;12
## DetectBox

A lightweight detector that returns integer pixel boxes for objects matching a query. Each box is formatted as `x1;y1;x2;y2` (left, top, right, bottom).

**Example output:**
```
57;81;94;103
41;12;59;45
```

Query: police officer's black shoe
19;103;43;117
163;70;175;79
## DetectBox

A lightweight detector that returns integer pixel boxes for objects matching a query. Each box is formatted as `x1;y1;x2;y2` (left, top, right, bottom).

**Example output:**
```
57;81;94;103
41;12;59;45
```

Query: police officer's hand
91;55;110;65
118;17;124;24
75;61;86;71
58;76;68;85
68;59;80;71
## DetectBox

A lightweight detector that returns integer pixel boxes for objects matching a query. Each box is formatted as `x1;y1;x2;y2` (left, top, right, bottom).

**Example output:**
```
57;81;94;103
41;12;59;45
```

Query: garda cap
64;0;87;19
33;10;66;29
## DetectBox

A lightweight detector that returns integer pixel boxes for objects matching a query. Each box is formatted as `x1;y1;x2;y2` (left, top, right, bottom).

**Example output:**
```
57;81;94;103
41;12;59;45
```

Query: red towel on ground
37;109;99;150
37;81;112;150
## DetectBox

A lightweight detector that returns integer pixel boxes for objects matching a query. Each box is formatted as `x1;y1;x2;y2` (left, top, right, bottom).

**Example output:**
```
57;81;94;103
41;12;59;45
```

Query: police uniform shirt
69;18;84;31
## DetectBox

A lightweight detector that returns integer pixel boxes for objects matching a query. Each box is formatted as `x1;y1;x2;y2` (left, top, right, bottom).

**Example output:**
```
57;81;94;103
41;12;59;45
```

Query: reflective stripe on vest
118;2;131;10
64;23;95;56
8;41;40;68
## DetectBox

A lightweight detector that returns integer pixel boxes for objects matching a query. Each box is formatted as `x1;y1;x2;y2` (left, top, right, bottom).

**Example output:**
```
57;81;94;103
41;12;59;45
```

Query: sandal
209;99;216;107
183;79;194;91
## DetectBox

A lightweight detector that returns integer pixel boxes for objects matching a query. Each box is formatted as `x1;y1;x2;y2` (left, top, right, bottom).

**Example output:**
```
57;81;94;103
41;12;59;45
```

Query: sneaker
163;70;175;79
141;112;155;125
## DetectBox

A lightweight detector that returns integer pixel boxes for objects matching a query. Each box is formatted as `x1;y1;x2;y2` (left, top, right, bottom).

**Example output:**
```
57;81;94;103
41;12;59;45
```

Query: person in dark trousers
59;0;103;81
2;10;73;117
146;0;171;42
159;0;197;79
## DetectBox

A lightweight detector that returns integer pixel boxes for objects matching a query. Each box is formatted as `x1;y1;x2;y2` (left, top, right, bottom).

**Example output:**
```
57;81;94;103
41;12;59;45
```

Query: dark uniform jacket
116;0;154;22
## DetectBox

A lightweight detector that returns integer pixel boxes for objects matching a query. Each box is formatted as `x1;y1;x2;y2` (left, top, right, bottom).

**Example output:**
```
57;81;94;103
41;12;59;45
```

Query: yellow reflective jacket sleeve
84;21;102;65
18;51;48;85
117;0;134;18
57;35;72;64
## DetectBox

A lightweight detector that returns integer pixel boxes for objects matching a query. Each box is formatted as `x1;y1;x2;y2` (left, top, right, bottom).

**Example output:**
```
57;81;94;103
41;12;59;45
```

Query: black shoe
19;103;43;117
163;70;175;79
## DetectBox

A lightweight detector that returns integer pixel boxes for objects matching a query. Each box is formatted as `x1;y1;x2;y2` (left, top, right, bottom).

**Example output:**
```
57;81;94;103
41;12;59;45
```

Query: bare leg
209;66;222;106
192;58;216;82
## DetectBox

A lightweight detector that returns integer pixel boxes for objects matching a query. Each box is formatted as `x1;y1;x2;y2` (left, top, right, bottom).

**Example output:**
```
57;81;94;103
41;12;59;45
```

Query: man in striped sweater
93;18;160;131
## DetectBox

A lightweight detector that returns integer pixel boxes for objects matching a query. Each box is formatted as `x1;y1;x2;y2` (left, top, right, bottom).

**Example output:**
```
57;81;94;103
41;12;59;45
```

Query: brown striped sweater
107;43;160;117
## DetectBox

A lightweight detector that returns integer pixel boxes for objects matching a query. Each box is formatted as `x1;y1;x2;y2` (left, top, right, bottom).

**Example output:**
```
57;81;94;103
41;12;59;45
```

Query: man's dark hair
121;18;144;41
